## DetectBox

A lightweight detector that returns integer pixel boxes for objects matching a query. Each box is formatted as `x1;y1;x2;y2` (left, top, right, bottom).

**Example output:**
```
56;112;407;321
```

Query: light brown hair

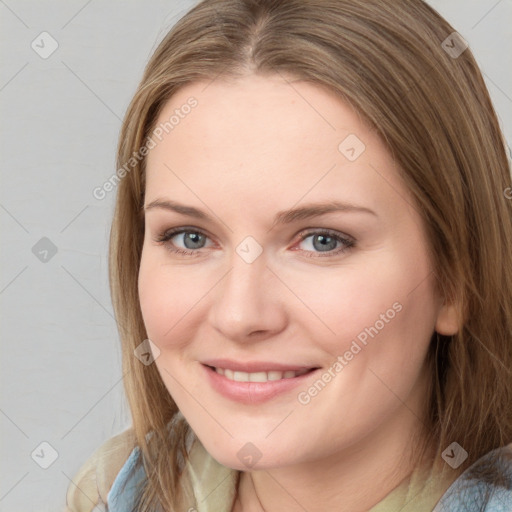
108;0;512;510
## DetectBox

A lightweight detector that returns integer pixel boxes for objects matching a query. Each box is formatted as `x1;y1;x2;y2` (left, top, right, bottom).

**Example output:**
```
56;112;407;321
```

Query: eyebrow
143;198;377;225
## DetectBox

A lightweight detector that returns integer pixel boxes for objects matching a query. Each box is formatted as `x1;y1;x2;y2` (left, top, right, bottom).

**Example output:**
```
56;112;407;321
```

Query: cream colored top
64;427;464;512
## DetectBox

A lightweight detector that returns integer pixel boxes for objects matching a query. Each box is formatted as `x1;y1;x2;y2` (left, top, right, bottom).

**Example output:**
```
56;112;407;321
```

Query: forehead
150;73;370;156
144;74;412;221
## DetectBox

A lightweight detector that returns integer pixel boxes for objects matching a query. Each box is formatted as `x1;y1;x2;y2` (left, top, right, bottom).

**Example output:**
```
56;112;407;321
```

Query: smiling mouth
205;365;317;382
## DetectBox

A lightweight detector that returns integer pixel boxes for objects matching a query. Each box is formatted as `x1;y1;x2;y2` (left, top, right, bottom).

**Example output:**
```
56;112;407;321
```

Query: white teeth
233;371;250;382
214;367;311;382
249;372;268;382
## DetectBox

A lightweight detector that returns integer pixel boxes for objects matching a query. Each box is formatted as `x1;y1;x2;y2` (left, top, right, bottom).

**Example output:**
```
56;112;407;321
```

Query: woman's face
138;73;457;470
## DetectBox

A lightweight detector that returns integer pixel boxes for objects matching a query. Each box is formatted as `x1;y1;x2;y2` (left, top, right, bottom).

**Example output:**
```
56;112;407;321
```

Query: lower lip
202;364;319;404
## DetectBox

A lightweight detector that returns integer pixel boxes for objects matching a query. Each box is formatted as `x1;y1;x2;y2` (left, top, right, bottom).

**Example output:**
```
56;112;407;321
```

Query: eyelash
153;226;355;258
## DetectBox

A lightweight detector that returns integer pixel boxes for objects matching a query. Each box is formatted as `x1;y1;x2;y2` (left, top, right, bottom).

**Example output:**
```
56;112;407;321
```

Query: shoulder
64;428;138;512
434;443;512;511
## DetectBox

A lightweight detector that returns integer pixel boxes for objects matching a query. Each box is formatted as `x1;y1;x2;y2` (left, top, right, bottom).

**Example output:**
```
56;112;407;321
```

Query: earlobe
435;301;460;335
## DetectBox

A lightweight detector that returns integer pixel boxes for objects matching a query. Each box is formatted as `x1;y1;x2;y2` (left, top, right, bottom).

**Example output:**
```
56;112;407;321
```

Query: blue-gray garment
433;444;512;512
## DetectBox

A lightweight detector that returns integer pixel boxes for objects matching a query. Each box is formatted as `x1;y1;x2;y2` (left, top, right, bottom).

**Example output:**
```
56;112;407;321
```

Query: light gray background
0;1;511;511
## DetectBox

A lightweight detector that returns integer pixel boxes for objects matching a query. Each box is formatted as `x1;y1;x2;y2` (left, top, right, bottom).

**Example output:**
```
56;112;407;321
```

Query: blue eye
296;229;355;258
154;228;210;257
153;227;355;258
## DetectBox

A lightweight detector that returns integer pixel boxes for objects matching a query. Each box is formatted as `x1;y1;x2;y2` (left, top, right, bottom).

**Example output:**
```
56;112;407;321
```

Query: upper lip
202;358;319;373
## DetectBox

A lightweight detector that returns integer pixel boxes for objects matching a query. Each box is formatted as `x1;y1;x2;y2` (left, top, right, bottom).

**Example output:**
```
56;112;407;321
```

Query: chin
198;435;300;471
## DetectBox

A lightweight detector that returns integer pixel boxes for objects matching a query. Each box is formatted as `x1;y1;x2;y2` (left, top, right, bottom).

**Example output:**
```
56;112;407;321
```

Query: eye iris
184;232;205;249
313;234;337;252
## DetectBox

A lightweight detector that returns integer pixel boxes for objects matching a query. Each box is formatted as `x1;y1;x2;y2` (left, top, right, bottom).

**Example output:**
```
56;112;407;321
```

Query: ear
434;299;460;335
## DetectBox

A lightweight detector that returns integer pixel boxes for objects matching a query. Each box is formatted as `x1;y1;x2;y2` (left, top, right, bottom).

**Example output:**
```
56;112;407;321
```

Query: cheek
138;249;222;353
138;252;192;347
290;253;437;364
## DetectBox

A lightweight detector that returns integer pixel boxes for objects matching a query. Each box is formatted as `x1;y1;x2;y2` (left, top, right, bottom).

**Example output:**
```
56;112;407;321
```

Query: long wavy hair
108;0;512;510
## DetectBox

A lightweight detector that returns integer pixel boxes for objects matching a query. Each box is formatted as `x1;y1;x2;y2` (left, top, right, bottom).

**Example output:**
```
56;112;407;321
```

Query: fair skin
138;73;459;512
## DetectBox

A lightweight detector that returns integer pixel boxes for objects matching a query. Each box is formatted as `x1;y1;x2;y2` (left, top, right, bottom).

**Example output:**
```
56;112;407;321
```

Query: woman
66;0;512;510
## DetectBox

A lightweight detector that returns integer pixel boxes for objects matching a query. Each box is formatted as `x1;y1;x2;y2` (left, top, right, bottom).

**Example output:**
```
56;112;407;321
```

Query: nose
207;248;288;343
